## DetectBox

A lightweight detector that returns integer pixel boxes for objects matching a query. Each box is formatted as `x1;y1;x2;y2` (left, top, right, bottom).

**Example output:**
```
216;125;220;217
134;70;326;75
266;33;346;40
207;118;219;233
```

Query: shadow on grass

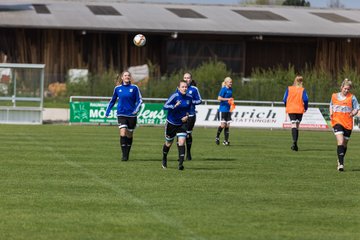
296;148;333;152
189;167;236;171
202;158;237;161
131;158;238;162
133;159;163;162
350;168;360;172
213;144;249;147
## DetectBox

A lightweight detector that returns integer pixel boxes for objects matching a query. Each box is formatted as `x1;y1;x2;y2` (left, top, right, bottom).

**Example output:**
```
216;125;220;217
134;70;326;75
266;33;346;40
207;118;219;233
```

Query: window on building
233;10;288;21
166;8;206;18
87;5;121;16
33;4;51;14
311;12;357;23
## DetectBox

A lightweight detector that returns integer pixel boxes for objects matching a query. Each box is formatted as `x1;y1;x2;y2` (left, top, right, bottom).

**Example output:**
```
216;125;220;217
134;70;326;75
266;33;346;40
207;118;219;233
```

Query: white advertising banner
282;108;328;129
352;116;360;131
195;105;328;129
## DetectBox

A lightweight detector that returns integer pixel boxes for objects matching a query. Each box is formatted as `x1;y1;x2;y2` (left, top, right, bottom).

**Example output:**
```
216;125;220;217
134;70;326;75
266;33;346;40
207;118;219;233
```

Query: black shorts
220;112;232;123
288;113;303;123
165;121;187;142
186;115;196;133
117;116;137;131
333;124;352;139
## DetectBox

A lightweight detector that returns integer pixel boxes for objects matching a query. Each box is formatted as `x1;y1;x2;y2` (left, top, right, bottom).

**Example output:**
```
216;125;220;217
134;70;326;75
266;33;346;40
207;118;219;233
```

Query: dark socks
178;145;185;166
216;126;223;138
162;144;170;160
337;145;345;165
120;136;128;160
291;128;298;144
186;135;192;160
127;137;133;159
224;127;229;142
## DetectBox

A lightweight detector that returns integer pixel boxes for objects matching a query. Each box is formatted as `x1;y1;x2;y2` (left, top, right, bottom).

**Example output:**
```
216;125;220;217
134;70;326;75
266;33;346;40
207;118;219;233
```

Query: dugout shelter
0;63;45;124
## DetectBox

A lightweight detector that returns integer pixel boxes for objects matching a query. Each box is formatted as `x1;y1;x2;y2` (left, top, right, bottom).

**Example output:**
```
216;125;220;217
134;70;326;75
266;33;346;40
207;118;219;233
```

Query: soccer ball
133;34;146;47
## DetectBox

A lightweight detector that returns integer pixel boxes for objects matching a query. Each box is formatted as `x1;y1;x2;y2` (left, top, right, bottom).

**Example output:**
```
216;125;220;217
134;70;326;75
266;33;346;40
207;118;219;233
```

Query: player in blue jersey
105;71;143;161
215;77;233;146
162;80;193;170
183;72;202;160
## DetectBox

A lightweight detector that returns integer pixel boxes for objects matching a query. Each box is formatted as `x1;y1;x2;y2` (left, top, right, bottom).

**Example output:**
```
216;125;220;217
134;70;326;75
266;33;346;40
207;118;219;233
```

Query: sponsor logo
204;108;277;122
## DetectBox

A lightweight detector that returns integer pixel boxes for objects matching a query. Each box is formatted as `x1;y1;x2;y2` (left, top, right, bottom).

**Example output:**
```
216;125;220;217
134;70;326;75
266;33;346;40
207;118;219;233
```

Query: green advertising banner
137;103;167;125
69;102;166;125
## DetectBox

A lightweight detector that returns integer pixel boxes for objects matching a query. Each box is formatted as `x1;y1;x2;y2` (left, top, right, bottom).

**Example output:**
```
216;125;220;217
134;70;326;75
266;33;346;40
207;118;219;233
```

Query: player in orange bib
283;75;309;151
330;79;359;172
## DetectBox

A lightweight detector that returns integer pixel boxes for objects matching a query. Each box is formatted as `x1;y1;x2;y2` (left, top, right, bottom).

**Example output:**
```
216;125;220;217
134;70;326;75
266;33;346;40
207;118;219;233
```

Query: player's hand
175;100;181;108
350;110;358;117
181;115;188;122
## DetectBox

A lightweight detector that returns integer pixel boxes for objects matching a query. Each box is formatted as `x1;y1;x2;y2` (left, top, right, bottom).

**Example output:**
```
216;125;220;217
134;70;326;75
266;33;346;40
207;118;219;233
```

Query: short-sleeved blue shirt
218;86;232;112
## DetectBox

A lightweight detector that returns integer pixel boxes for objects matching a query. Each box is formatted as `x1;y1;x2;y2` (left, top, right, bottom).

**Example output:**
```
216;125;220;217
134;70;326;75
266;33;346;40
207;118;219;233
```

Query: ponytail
341;78;352;90
222;77;232;87
293;75;303;87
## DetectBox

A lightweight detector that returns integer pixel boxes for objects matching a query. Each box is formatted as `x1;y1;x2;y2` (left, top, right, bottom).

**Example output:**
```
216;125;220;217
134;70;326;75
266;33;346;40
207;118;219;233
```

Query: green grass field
1;125;360;240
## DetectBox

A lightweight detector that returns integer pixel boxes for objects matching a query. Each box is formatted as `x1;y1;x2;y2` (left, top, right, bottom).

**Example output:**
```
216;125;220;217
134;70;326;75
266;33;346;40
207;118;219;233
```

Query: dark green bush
140;59;232;99
49;59;359;108
65;70;117;97
240;65;359;103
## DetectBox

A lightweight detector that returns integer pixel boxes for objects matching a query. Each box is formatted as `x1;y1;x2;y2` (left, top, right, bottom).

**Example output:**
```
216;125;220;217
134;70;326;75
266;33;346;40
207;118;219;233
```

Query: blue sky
309;0;360;8
138;0;360;8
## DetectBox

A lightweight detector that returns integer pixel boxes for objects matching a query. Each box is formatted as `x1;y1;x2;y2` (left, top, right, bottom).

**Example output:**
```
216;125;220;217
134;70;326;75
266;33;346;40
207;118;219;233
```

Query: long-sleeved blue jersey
164;89;193;125
187;85;202;116
105;84;143;117
218;86;233;112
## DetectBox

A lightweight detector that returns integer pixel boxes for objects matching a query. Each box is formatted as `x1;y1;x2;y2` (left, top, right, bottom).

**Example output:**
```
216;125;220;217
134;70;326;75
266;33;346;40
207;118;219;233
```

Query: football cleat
178;164;184;170
337;165;344;171
291;144;298;151
223;141;230;146
337;161;344;171
162;159;167;169
215;138;220;145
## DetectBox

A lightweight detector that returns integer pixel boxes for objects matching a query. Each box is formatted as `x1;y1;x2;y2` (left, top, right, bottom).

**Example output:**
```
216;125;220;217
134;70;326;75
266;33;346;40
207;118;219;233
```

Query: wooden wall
0;29;155;83
245;37;317;76
315;38;360;76
1;28;359;83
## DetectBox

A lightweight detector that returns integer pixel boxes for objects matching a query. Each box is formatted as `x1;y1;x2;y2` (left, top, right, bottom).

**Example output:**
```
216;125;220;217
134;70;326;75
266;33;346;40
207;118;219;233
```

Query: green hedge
141;59;231;99
49;59;359;107
242;65;360;103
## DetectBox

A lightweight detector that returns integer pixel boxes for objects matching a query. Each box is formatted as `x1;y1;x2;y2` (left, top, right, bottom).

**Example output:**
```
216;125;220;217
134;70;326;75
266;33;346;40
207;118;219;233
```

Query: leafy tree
239;0;283;5
282;0;310;7
256;0;270;4
328;0;344;8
